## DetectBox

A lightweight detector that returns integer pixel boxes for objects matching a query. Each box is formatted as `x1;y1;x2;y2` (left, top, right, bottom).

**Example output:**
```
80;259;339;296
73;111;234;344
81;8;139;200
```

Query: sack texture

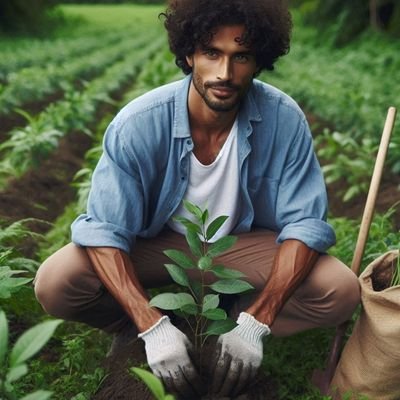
331;250;400;400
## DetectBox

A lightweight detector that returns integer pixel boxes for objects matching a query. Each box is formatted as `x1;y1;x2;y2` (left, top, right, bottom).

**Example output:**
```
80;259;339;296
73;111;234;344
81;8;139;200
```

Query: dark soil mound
92;339;279;400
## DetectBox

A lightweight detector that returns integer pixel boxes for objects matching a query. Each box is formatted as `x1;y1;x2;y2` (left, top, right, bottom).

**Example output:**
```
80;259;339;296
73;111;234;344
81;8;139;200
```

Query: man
34;0;360;398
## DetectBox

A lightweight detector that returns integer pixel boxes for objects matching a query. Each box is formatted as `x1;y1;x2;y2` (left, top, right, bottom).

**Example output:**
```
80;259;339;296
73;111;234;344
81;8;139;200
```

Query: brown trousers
34;229;360;336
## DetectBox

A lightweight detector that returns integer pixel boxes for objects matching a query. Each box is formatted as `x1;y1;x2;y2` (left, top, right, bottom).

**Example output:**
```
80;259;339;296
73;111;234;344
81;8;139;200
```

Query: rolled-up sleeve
71;120;145;253
275;119;336;253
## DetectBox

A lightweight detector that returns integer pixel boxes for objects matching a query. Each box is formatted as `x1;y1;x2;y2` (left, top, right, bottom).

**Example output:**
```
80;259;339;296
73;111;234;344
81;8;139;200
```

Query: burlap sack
331;250;400;400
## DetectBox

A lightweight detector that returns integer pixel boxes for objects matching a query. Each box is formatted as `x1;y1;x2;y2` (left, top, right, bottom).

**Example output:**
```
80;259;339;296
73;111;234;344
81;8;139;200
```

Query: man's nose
217;57;232;81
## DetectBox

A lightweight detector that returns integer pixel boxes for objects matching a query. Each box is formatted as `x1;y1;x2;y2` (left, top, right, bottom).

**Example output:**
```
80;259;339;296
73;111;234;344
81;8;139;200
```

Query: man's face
186;25;258;113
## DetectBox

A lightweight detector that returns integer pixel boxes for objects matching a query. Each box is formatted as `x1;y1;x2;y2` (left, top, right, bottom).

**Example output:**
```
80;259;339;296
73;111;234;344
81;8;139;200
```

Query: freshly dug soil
92;338;279;400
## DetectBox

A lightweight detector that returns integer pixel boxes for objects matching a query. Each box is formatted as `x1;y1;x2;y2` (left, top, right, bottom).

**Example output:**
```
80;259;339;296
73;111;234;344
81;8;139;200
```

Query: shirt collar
173;75;192;138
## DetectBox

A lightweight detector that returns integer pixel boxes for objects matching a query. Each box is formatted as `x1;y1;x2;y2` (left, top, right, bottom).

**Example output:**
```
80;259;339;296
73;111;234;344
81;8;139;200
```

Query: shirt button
186;139;192;145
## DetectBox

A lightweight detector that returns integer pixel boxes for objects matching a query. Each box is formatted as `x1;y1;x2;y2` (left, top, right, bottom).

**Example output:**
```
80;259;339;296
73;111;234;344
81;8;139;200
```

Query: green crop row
263;12;400;137
0;31;157;118
0;35;166;189
0;29;134;83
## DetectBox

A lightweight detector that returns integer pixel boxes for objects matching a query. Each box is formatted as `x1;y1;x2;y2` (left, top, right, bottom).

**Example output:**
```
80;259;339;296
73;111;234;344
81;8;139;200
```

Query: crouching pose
35;0;360;398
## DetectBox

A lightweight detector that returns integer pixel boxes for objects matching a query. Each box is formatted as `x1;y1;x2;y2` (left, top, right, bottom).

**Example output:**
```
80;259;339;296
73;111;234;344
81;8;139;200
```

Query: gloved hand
212;312;271;397
138;316;202;399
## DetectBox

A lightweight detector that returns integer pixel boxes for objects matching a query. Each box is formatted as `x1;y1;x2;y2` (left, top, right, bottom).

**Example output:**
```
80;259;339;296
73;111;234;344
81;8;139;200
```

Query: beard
191;71;249;112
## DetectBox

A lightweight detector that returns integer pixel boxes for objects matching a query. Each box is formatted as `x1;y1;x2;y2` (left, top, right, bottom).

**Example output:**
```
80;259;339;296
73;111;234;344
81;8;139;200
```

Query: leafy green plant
131;367;175;400
0;310;62;400
315;128;377;201
0;265;32;300
149;200;253;353
0;219;44;300
0;109;64;181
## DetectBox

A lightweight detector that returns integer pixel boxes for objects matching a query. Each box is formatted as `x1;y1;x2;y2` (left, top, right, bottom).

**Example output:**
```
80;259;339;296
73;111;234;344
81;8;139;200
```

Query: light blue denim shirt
71;75;336;253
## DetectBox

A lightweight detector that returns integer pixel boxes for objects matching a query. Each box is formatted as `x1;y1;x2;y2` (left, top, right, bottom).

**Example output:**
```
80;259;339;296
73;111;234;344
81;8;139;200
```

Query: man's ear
186;55;193;68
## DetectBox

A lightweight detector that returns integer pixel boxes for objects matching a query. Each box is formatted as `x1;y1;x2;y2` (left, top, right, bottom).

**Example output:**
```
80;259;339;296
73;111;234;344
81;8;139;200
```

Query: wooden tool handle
350;106;397;275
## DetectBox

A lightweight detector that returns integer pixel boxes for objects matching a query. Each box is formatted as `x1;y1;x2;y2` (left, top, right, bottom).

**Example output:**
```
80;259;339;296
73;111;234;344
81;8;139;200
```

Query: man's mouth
211;87;236;97
207;83;238;98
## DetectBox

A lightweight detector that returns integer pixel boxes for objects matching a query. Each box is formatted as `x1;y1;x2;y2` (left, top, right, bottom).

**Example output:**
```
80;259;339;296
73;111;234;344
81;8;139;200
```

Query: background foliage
292;0;400;45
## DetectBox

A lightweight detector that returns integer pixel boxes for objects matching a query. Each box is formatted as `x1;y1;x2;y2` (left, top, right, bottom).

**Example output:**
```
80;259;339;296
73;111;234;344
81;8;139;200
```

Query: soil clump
92;338;279;400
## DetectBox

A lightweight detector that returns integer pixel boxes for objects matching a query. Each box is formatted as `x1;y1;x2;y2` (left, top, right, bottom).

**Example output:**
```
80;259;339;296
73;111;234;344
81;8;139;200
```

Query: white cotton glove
212;312;271;397
138;316;202;398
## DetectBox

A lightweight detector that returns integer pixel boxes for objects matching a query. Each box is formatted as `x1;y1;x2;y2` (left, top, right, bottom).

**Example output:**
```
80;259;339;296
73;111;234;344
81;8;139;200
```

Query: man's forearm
86;246;162;332
246;239;319;326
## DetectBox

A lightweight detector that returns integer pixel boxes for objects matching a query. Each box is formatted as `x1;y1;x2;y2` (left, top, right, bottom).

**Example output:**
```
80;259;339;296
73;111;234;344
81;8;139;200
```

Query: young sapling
149;200;254;359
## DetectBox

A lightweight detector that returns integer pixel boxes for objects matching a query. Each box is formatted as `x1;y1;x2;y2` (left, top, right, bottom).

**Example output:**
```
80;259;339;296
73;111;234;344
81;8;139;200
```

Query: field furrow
0;36;166;189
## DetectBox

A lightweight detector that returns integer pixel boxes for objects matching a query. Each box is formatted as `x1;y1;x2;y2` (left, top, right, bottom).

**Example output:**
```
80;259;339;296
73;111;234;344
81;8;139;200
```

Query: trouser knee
34;262;79;320
34;243;102;321
323;270;361;326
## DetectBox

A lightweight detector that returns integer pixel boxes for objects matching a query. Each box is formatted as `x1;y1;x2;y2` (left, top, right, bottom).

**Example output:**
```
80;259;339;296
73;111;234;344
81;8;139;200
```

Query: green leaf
190;280;202;301
20;390;53;400
343;185;360;202
210;265;246;279
205;216;228;241
163;250;194;269
173;216;201;235
204;318;236;336
207;236;237;257
202;294;219;312
183;200;203;221
0;277;33;299
175;293;196;307
186;230;203;258
180;303;198;315
0;267;33;299
209;279;253;294
149;293;195;311
150;293;182;310
197;256;212;271
10;319;62;367
201;209;209;225
6;364;28;383
202;308;227;320
0;310;8;365
164;264;190;287
131;367;166;400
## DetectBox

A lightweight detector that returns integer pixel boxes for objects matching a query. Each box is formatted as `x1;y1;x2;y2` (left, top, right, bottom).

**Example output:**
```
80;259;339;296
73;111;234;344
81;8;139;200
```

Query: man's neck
187;83;238;138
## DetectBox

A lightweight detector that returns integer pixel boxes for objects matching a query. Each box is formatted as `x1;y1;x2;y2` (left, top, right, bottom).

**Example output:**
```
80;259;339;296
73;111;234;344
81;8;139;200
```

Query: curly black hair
160;0;292;75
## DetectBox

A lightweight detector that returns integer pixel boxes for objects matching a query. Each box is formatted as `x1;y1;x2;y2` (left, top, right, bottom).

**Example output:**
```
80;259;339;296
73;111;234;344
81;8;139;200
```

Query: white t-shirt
168;119;240;242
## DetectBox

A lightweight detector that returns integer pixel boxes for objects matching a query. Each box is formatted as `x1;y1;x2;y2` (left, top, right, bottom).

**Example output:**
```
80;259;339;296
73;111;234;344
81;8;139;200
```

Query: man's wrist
236;312;271;342
138;315;171;342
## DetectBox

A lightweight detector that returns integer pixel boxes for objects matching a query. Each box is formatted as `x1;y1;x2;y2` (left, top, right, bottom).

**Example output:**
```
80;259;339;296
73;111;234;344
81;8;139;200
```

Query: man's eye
204;50;218;58
235;54;249;63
